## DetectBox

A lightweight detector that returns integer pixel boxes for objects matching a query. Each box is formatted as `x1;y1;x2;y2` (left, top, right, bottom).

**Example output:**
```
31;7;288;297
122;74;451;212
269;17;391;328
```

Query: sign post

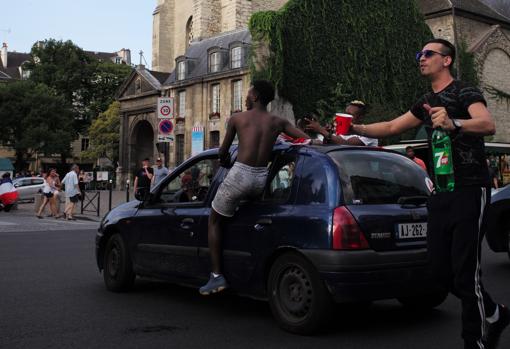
157;97;174;119
158;119;175;143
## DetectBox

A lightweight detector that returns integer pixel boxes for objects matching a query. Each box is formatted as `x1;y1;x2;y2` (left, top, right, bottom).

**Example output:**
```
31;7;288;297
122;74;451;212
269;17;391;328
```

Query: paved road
0;226;509;348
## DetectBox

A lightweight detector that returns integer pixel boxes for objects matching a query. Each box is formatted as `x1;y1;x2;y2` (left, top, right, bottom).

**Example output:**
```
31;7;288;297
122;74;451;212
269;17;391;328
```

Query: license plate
397;222;427;239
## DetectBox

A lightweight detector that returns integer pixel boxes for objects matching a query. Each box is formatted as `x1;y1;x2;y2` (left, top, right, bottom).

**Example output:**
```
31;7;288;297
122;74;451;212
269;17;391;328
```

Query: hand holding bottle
423;103;455;131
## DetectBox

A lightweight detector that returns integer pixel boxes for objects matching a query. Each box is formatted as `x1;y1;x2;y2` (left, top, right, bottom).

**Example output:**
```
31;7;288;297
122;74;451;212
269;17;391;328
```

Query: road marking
0;221;17;226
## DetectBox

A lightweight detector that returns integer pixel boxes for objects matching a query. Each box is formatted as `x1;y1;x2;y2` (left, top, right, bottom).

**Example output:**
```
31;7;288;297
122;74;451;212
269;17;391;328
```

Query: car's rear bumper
300;248;438;302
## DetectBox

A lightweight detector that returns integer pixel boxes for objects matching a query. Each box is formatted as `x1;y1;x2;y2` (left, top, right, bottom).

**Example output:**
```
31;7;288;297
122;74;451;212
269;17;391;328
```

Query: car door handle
180;218;194;229
255;218;272;225
254;218;272;230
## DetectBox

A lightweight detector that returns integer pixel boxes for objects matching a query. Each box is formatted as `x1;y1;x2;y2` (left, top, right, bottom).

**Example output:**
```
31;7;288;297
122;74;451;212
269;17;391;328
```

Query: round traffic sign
160;105;171;116
159;119;174;134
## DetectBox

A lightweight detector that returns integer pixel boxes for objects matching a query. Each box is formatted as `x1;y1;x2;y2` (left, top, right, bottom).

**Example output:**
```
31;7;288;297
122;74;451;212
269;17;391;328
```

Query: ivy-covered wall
249;0;433;140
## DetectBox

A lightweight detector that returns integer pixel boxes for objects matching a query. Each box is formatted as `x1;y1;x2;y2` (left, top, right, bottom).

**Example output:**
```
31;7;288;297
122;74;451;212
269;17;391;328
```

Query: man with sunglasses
350;38;508;349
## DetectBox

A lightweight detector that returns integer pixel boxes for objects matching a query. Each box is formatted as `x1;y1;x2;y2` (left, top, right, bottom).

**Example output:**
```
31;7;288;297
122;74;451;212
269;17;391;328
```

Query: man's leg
199;208;229;295
208;208;225;274
427;193;454;294
450;188;497;348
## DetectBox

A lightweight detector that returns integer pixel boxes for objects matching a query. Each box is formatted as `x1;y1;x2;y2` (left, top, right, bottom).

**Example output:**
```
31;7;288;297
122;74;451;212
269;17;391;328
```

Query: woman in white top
36;169;62;218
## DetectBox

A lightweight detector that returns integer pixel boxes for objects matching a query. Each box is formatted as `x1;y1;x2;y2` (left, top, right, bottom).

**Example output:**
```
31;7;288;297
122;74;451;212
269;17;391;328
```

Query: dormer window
209;52;221;73
231;46;242;69
177;61;186;80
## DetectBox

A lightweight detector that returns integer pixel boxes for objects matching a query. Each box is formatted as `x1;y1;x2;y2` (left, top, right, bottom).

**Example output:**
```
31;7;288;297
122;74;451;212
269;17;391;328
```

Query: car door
197;150;302;292
133;156;221;281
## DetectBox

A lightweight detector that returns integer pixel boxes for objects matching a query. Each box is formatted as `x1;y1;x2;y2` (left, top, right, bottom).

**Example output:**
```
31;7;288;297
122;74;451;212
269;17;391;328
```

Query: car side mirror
14;184;19;188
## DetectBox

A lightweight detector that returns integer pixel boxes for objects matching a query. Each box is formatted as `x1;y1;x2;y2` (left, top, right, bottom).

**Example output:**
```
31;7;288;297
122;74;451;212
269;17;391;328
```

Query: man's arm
426;102;495;136
218;117;237;166
280;119;310;139
351;111;422;138
145;168;154;180
133;176;138;192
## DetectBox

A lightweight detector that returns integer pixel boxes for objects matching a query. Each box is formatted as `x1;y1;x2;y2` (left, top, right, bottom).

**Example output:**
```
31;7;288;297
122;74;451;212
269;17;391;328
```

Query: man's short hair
348;100;367;116
251;80;275;106
405;146;414;151
143;158;150;162
425;38;456;67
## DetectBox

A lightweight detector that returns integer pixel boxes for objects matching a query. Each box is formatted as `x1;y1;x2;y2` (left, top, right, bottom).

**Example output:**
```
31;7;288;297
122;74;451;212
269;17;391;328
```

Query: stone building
118;0;510;183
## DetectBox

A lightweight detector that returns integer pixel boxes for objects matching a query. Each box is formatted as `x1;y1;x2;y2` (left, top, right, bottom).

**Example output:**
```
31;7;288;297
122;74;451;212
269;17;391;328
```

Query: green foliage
0;81;74;170
457;40;479;87
249;0;432;131
485;84;510;109
82;101;121;163
24;39;132;132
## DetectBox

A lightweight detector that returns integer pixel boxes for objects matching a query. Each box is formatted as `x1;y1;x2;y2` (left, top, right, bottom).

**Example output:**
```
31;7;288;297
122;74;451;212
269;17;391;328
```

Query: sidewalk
22;189;132;222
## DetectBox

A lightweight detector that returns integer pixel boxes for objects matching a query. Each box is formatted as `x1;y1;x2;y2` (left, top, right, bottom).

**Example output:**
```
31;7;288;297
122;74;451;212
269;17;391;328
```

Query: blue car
96;144;445;334
487;185;510;259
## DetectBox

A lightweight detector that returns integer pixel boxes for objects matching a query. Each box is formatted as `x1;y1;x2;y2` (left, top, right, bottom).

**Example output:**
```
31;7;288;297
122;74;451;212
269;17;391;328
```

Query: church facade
117;0;510;184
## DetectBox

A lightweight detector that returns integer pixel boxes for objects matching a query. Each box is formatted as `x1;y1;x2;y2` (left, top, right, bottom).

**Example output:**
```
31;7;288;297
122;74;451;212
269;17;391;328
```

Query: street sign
157;97;174;119
158;119;174;143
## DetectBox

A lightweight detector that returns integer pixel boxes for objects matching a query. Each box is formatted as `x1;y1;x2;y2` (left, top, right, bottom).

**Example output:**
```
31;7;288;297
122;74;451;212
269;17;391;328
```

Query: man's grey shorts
212;162;268;217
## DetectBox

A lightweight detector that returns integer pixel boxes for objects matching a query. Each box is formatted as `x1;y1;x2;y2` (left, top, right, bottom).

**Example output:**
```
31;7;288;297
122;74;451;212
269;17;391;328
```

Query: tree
0;81;74;171
82;101;121;164
24;39;132;133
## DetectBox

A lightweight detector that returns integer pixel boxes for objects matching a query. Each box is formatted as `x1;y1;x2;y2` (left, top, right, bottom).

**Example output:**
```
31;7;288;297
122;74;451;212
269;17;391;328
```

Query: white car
13;177;45;202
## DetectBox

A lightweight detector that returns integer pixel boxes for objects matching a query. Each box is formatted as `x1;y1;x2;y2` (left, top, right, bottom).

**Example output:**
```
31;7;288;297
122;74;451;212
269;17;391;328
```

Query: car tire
397;291;448;310
267;252;332;335
103;233;135;292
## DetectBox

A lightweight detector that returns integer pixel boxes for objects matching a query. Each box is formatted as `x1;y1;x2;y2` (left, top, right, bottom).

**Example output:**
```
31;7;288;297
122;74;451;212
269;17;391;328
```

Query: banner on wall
191;125;204;156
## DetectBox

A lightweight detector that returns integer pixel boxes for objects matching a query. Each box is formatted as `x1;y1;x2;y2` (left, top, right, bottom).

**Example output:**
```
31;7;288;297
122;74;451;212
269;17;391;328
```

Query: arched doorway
130;120;154;172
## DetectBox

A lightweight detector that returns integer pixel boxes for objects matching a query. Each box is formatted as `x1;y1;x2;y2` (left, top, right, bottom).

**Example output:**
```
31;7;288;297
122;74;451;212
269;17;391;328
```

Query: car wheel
103;233;135;292
397;291;448;310
267;252;332;335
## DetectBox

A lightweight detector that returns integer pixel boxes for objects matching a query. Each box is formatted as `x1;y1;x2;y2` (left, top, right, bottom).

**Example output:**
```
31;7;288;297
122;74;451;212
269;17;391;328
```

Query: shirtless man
199;80;310;295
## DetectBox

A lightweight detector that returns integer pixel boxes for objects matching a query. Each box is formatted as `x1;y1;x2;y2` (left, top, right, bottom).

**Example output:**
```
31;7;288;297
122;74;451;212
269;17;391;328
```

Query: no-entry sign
157;97;174;119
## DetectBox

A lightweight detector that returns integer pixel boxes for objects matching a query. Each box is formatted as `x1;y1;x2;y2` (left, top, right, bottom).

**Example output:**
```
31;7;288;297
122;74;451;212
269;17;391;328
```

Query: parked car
486;184;510;259
13;177;44;202
96;144;445;334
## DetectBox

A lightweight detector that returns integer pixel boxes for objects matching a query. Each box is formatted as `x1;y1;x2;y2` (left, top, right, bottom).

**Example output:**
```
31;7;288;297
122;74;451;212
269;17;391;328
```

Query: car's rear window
329;150;430;205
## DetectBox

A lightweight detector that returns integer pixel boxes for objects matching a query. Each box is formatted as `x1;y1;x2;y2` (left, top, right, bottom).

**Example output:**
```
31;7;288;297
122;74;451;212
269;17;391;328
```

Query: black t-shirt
135;167;154;190
410;80;489;188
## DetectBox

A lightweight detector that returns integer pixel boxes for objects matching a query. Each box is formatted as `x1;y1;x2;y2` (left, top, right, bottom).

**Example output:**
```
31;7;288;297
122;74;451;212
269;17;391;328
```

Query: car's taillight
332;206;369;250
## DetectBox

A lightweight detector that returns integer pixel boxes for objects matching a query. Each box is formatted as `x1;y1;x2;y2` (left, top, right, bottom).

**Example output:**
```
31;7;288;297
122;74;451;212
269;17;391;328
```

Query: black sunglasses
415;50;447;62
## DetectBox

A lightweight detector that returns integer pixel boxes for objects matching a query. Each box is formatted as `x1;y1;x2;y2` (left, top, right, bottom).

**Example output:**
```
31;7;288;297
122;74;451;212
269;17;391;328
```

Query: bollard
97;191;100;217
126;179;130;202
108;179;113;211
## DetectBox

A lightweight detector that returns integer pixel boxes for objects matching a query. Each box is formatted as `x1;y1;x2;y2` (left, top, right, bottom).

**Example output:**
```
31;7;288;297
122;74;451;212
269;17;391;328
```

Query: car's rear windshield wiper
397;196;428;207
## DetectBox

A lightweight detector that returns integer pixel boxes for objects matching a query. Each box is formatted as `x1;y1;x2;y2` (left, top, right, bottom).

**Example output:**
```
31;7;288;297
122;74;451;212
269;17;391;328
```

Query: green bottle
431;128;455;192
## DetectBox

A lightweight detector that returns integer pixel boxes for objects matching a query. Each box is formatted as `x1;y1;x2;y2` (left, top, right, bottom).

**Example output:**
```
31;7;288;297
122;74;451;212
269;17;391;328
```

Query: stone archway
130;120;155;172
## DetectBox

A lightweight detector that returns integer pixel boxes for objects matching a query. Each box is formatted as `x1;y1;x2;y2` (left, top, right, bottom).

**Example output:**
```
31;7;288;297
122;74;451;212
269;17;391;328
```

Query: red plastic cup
335;113;353;135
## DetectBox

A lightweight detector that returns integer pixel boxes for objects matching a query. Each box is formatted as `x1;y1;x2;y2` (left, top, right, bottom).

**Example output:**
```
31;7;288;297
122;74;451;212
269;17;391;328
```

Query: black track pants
427;186;497;345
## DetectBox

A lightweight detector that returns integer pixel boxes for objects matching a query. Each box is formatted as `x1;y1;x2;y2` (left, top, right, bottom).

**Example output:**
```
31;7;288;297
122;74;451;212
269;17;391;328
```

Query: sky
1;0;155;68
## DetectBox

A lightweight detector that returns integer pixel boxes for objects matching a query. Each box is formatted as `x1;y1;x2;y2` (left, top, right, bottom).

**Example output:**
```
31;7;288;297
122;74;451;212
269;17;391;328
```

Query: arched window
186;16;193;47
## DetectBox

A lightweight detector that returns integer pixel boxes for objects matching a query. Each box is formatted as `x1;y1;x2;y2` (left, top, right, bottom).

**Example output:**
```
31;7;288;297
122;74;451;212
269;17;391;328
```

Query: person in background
0;173;18;212
133;158;154;200
153;157;169;186
487;159;499;189
36;168;61;219
406;146;427;172
305;100;378;146
62;164;80;220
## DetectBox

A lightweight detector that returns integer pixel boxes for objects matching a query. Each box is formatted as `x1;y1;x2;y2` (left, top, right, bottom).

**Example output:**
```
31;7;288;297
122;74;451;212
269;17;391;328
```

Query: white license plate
397;222;427;239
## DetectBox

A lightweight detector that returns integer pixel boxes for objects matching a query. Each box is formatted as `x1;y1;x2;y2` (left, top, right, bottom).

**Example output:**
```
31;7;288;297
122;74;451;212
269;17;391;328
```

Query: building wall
167;71;250;164
425;15;456;44
152;0;289;72
482;48;510;142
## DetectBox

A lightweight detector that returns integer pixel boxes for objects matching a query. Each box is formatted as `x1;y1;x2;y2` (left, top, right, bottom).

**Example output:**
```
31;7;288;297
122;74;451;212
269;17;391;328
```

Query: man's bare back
219;109;309;168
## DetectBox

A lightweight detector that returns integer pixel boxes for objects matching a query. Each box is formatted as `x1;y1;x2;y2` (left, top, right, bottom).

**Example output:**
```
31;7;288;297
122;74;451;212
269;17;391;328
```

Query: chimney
1;43;7;69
